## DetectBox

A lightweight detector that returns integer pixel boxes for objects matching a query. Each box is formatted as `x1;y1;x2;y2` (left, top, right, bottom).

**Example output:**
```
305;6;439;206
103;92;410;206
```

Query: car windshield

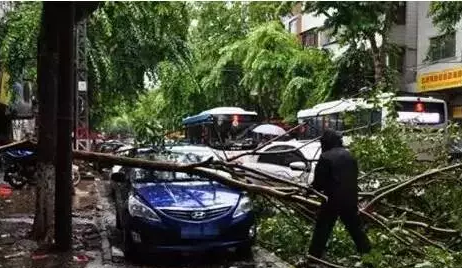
133;151;208;182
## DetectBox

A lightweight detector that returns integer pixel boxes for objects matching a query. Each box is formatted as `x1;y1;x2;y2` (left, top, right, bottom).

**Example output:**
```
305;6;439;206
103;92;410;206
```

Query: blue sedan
111;150;256;258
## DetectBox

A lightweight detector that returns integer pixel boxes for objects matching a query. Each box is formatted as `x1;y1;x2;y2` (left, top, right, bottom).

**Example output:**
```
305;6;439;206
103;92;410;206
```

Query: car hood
134;181;241;209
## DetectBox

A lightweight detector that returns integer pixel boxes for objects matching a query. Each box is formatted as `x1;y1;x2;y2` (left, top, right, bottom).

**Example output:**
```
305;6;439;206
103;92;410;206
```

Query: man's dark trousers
308;203;371;258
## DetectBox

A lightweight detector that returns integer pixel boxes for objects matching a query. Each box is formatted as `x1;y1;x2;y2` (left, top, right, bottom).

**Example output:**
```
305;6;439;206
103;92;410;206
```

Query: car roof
258;140;322;158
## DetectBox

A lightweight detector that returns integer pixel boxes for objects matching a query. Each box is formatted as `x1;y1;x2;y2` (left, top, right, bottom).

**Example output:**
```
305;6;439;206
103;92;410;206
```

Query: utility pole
55;2;75;250
32;2;59;242
74;18;90;151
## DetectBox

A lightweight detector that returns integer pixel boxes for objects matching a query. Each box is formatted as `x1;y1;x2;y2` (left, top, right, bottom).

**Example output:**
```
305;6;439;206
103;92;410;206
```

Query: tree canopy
429;1;462;32
0;2;191;127
0;1;405;141
304;2;404;84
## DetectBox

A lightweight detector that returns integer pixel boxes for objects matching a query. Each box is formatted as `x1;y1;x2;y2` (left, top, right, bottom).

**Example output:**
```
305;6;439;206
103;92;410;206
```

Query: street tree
87;1;191;126
0;2;191;243
205;21;334;121
304;2;406;84
429;1;462;32
0;2;191;127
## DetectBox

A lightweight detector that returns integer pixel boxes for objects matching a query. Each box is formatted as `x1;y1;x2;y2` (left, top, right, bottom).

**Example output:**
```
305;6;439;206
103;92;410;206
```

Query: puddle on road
73;181;98;212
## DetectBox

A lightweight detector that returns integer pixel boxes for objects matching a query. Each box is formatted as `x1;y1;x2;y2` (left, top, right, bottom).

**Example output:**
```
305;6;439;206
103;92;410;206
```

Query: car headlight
128;194;161;222
233;196;252;218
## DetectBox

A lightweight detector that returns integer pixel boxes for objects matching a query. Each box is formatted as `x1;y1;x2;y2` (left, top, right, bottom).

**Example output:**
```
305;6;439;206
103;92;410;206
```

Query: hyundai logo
191;211;206;220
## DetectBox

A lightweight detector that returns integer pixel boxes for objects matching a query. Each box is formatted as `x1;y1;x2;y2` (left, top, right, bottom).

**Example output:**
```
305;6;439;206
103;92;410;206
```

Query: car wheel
123;226;136;260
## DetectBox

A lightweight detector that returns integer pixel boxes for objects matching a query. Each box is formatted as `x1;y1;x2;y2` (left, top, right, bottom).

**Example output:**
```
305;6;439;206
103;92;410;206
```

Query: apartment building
283;2;462;121
283;2;417;92
415;2;462;121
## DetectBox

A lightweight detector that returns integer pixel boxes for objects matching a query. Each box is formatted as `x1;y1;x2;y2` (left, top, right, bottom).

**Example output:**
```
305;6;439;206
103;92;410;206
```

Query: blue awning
182;113;214;126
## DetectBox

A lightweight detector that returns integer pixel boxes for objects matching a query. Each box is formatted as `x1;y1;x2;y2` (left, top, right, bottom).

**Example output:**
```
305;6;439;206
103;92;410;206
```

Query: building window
395;2;406;25
319;29;336;46
301;29;318;48
388;47;405;73
288;18;297;34
428;32;456;61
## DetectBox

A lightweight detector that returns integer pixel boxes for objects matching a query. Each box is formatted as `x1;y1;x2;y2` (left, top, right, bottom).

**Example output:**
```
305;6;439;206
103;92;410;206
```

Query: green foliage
349;121;417;174
153;61;205;132
305;2;400;43
0;2;41;81
330;44;375;98
305;2;404;85
258;211;312;264
429;1;462;33
100;114;134;138
0;2;191;129
87;2;191;126
206;21;335;121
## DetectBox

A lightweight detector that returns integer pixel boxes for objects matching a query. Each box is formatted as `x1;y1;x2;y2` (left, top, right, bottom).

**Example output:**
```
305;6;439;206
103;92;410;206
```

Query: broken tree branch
361;163;462;211
0;139;37;152
306;254;349;268
407;229;452;252
388;220;459;235
223;162;327;201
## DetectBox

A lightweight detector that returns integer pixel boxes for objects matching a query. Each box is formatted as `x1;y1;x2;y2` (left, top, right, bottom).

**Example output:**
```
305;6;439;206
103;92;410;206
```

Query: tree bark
32;3;59;243
369;34;383;84
55;2;75;250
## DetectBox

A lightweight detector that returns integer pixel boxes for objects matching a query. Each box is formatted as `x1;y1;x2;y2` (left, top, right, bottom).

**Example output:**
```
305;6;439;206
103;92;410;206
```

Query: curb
254;247;295;268
94;179;113;264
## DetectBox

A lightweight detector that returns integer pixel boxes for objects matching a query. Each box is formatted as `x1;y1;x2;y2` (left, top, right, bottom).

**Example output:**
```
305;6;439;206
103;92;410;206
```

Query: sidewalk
0;180;104;268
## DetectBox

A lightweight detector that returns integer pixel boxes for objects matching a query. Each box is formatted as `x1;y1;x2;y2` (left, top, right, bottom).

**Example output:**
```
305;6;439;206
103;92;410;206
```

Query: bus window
395;101;445;125
341;109;381;134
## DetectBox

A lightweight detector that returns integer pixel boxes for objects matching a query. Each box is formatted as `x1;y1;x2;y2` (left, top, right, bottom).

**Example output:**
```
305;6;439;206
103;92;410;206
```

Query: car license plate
180;224;219;238
180;226;202;238
202;223;219;236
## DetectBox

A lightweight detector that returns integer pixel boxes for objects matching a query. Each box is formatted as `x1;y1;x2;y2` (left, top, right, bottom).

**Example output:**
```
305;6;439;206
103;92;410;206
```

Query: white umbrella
252;124;286;136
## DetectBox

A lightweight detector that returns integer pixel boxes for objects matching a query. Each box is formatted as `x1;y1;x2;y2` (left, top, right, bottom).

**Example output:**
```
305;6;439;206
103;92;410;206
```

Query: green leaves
0;2;42;81
87;2;191;126
205;21;335;121
429;2;462;33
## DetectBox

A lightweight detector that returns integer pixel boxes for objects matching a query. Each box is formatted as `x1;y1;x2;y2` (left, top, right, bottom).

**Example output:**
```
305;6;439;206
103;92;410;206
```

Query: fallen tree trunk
5;139;462;267
73;150;322;208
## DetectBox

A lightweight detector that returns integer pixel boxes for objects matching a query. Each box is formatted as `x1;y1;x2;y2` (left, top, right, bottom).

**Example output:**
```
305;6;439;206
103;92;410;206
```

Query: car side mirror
111;172;125;183
289;161;309;171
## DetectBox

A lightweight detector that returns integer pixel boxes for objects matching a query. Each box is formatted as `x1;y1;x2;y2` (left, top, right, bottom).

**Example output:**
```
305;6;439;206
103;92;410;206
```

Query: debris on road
4;251;26;259
31;253;49;260
73;254;90;263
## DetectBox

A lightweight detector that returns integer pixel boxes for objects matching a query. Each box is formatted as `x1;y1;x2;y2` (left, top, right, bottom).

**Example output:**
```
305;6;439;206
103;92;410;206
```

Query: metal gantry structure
74;19;90;151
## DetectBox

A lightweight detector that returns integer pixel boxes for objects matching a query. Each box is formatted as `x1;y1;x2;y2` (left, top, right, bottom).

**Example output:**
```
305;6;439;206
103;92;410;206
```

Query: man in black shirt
308;129;371;260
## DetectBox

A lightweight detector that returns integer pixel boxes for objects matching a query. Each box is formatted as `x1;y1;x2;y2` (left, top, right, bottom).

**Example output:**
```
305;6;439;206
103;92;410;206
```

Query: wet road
0;172;291;268
0;176;103;268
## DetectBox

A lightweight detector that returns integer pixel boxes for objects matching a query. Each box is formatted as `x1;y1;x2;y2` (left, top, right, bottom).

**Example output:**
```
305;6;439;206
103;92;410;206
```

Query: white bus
297;94;448;140
296;94;448;160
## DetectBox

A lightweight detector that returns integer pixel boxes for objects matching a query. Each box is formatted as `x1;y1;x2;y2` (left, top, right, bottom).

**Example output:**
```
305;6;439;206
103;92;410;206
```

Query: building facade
283;2;462;121
414;2;462;122
282;2;417;93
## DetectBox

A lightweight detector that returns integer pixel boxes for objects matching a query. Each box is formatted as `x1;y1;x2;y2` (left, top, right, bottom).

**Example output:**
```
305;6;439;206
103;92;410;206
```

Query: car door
256;145;308;179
